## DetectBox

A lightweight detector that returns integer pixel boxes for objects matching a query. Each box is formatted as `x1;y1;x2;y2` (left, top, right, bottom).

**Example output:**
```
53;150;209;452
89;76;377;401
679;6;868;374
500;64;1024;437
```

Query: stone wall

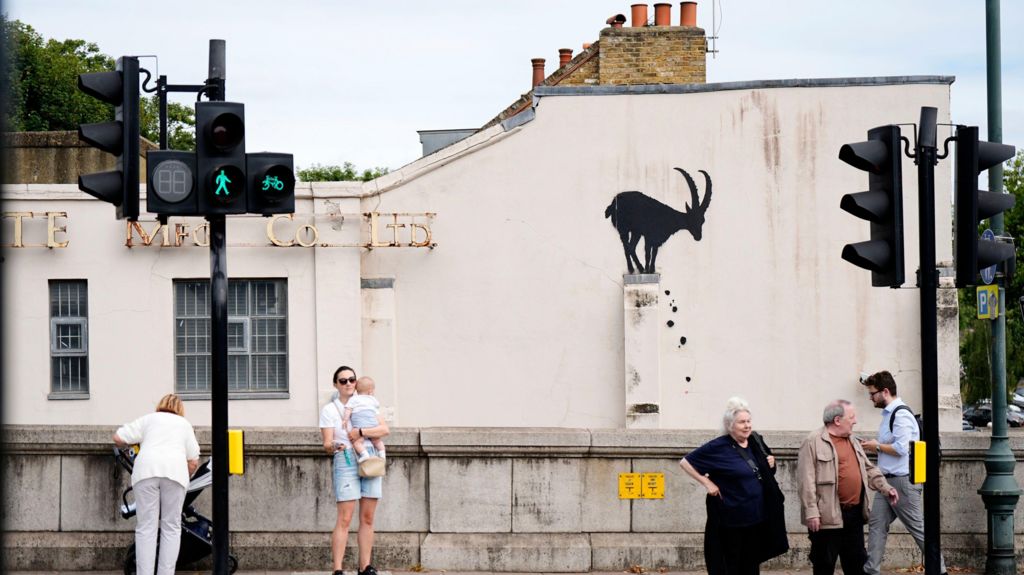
3;426;1023;571
2;131;156;184
598;27;706;85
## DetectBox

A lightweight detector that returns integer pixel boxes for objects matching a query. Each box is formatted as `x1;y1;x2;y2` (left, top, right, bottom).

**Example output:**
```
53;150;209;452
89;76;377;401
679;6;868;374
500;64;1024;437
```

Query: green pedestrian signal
208;165;245;206
196;102;246;215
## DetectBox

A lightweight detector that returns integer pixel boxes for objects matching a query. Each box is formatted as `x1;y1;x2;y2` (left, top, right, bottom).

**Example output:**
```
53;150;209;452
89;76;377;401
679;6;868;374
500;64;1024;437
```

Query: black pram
114;446;238;574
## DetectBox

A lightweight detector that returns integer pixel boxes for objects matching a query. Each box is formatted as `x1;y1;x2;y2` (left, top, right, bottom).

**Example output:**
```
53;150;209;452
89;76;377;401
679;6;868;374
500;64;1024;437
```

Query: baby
345;376;386;462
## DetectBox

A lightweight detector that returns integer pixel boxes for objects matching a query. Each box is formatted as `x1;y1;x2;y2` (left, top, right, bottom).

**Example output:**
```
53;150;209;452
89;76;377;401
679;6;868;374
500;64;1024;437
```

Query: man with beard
859;371;947;575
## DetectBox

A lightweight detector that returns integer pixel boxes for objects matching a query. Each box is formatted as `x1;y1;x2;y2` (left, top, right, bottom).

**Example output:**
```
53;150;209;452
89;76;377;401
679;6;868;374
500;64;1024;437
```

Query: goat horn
674;167;700;213
698;169;712;211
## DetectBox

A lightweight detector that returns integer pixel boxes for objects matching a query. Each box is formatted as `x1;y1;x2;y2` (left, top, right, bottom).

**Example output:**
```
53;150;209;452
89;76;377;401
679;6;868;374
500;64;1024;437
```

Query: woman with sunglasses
319;366;390;575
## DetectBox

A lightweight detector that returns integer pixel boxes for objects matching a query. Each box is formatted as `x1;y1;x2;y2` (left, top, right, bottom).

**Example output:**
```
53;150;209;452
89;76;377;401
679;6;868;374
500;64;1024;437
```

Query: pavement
3;570;983;575
2;564;983;568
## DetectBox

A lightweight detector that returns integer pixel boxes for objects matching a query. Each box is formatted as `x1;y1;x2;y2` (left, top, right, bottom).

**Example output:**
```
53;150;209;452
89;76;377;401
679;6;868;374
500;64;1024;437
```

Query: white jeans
134;477;186;575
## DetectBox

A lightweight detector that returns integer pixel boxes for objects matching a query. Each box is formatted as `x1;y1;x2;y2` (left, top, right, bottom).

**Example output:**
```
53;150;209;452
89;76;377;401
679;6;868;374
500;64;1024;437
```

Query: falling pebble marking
680;336;687;345
667;320;674;327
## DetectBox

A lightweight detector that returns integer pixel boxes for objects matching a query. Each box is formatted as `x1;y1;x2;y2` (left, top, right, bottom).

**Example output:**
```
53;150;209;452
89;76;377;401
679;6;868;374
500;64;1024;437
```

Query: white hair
722;396;751;434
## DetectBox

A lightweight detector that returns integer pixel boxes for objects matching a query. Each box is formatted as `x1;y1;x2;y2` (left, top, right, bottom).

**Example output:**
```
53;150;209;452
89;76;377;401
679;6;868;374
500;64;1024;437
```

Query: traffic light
77;56;140;220
147;150;198;215
838;125;905;287
954;126;1016;287
246;153;295;215
196;101;246;215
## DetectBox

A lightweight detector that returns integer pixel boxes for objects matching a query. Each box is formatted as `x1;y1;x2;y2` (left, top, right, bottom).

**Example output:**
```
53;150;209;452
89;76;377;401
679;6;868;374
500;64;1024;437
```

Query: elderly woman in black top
679;397;788;575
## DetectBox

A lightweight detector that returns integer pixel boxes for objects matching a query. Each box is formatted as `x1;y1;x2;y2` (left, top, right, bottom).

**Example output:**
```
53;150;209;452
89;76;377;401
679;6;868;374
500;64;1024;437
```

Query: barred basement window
50;280;89;395
174;279;288;395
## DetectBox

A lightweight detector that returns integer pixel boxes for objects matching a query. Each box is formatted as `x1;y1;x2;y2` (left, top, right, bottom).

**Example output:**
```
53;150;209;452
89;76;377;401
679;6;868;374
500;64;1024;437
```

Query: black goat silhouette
604;168;712;274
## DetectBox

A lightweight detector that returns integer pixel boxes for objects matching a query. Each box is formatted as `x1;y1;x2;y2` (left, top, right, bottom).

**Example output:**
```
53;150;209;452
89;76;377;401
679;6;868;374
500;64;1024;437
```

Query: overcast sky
6;1;1022;173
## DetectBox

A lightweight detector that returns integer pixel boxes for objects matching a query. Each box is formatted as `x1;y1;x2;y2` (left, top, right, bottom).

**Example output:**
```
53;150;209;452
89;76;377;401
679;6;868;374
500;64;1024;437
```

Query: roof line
534;75;955;97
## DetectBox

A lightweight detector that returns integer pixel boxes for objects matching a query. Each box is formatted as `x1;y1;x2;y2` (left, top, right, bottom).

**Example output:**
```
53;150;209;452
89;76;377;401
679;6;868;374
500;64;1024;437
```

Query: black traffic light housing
147;150;198;216
954;125;1017;287
246;153;295;215
77;56;140;221
838;125;905;288
196;101;246;215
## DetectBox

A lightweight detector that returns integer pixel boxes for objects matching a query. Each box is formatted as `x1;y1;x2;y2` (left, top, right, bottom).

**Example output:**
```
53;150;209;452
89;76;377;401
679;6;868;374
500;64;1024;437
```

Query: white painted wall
2;80;959;432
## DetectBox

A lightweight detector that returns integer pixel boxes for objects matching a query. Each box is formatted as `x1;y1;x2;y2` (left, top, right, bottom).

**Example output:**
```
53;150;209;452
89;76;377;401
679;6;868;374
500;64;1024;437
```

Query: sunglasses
336;377;357;384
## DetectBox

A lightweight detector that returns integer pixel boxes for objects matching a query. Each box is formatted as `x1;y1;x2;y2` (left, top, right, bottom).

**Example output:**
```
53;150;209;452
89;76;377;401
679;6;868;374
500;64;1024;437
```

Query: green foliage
140;95;195;150
297;162;389;182
959;150;1024;403
3;16;114;131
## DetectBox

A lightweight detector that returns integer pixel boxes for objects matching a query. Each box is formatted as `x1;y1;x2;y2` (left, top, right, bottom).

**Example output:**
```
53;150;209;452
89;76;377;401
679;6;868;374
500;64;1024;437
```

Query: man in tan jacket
798;399;898;575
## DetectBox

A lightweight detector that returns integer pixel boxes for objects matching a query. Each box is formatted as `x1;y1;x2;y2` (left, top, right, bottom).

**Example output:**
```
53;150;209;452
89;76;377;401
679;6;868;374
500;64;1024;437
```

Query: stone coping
2;425;1017;459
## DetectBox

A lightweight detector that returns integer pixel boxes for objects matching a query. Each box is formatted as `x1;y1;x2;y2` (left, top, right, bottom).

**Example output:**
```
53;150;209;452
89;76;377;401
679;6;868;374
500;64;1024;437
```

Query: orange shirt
830;434;861;507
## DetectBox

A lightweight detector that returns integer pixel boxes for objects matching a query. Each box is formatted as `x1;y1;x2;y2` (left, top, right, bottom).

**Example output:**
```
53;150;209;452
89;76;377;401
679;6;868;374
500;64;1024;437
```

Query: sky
5;0;1023;174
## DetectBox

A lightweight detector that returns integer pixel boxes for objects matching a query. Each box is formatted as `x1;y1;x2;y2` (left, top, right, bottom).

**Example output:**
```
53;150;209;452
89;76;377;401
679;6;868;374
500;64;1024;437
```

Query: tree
139;95;195;150
959;150;1024;404
297;162;389;182
3;17;113;132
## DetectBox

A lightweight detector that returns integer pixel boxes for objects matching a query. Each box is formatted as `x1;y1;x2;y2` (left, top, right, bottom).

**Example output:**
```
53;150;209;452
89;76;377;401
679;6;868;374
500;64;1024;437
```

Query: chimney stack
654;3;671;26
558;48;573;67
630;4;648;27
680;1;697;26
531;58;546;87
606;14;626;29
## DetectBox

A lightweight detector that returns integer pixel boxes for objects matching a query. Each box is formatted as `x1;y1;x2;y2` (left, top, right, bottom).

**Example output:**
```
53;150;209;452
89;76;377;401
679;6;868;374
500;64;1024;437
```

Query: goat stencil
604;168;712;274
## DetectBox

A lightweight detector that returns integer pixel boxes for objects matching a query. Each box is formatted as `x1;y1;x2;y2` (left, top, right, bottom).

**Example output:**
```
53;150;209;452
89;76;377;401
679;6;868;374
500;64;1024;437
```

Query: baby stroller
114;446;238;574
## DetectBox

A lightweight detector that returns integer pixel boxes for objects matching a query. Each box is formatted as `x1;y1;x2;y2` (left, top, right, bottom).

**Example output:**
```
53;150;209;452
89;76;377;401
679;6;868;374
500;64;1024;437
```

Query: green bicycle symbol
262;175;284;191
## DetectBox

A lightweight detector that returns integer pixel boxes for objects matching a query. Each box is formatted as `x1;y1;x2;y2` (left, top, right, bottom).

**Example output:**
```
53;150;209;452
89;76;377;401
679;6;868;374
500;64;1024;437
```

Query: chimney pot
558;48;573;67
630;4;648;27
606;13;626;28
680;1;697;26
582;42;592;50
531;58;546;87
654;3;671;26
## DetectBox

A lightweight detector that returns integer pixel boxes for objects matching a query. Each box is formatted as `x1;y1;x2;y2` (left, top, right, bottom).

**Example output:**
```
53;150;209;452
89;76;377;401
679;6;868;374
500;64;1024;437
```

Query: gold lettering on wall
47;212;70;248
1;212;69;248
126;220;171;247
2;211;435;249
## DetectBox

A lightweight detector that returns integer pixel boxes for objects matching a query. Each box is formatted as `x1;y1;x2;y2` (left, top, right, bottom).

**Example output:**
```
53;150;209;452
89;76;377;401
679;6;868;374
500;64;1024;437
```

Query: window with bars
174;279;289;395
50;280;89;396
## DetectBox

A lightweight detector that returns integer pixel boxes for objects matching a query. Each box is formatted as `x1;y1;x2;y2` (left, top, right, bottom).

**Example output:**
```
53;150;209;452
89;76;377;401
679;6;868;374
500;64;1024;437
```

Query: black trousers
808;504;867;575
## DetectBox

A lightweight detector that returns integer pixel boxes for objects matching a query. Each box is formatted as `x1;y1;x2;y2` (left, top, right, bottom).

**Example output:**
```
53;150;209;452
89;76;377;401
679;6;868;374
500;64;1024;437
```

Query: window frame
48;280;90;399
173;278;289;399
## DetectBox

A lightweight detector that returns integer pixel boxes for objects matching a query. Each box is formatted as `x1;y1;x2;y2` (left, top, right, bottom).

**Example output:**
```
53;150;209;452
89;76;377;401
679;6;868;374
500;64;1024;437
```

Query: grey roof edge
501;106;536;131
533;75;956;97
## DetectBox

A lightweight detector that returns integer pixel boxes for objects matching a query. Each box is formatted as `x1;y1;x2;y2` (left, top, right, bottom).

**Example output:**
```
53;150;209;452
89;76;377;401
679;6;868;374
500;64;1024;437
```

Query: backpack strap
731;441;763;482
888;404;913;433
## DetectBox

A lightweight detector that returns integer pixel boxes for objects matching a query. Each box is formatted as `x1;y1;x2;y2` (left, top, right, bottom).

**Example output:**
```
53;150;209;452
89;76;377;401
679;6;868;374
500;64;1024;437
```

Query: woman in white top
114;394;200;575
319;366;390;575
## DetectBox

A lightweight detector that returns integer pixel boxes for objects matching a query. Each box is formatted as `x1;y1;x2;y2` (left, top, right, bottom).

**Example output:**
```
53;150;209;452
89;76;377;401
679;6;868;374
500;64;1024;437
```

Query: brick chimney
598;2;706;85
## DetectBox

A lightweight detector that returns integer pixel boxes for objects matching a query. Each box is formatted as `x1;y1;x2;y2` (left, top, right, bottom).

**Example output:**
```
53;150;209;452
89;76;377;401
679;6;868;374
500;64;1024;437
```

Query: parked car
1012;390;1024;409
963;403;993;427
962;419;976;431
1008;404;1024;427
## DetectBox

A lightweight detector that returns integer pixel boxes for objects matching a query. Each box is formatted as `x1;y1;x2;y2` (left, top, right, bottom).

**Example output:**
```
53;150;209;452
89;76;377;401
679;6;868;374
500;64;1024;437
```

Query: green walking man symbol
214;169;232;196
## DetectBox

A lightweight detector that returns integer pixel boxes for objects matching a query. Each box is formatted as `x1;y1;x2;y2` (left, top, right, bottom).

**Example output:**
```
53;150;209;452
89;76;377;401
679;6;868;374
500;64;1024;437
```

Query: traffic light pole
206;39;232;575
915;107;943;575
979;1;1021;572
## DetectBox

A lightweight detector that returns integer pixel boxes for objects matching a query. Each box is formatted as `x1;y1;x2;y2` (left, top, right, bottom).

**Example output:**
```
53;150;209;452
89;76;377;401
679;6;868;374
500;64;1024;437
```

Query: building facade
3;8;990;570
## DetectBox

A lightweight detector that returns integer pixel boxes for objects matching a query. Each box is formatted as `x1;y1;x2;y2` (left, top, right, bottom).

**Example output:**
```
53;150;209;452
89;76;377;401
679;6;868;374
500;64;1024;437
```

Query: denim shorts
332;444;383;502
